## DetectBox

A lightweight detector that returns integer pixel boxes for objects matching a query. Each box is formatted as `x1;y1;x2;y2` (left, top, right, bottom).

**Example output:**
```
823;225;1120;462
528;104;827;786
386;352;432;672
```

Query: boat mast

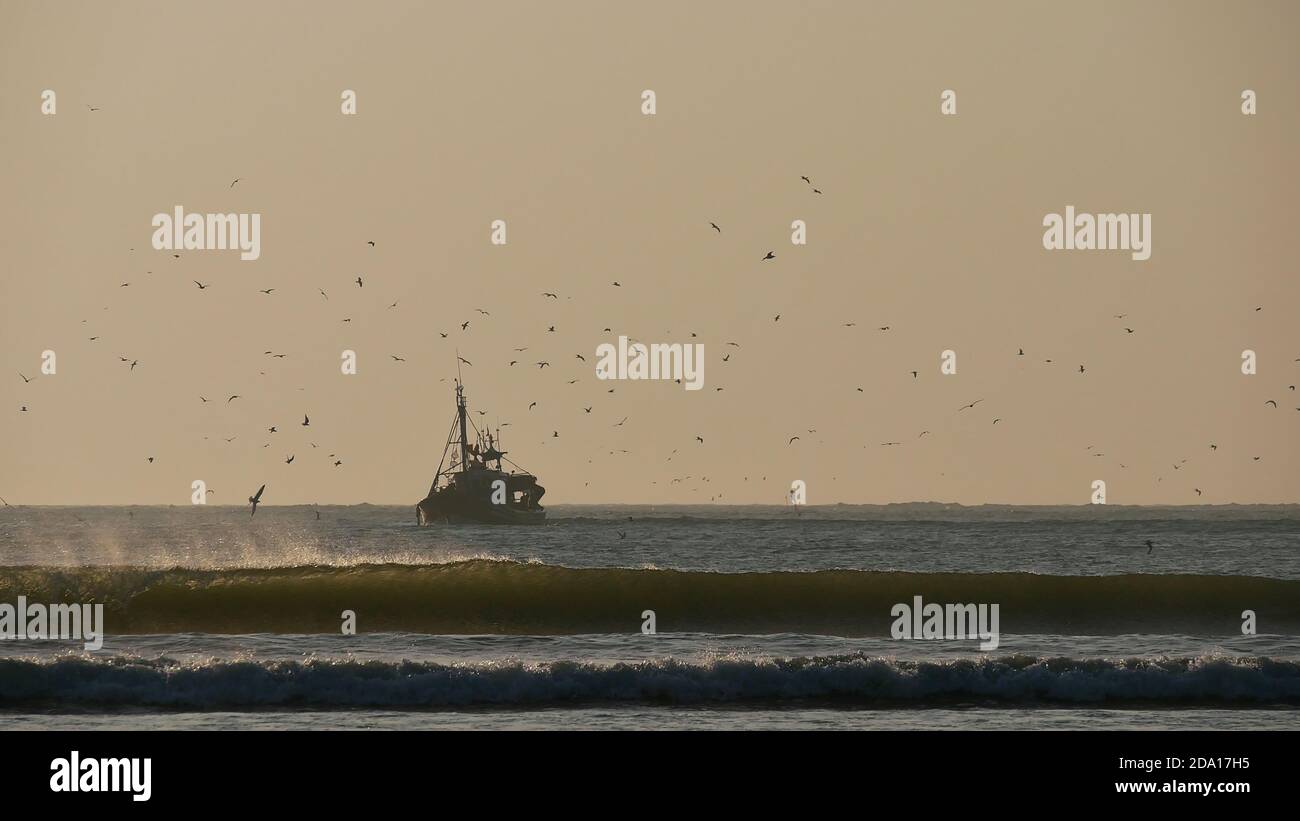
456;380;470;472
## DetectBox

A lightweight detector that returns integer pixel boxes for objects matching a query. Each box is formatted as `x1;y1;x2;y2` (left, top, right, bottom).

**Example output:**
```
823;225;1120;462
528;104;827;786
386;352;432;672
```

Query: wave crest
1;560;1296;635
1;654;1297;707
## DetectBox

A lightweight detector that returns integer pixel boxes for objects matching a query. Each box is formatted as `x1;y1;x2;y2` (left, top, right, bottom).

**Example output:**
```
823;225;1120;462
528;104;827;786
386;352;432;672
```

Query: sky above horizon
2;0;1298;505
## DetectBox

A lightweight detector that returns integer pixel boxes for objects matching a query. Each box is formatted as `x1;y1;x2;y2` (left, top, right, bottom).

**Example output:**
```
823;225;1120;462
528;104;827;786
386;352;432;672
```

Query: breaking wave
1;560;1297;635
1;654;1297;708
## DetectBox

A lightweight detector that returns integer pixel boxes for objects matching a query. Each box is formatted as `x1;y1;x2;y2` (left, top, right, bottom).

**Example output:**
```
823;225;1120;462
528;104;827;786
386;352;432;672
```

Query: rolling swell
1;560;1296;635
1;654;1297;708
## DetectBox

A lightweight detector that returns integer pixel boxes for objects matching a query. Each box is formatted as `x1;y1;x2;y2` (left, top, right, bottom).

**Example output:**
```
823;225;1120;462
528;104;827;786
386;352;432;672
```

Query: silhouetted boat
416;379;546;525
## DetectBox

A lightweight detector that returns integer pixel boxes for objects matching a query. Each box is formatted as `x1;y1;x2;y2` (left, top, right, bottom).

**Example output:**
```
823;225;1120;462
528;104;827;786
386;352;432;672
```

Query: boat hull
416;493;546;525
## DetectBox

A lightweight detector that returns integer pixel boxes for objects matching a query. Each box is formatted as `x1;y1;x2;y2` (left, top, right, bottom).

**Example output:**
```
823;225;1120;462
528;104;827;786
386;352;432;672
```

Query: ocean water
1;504;1298;730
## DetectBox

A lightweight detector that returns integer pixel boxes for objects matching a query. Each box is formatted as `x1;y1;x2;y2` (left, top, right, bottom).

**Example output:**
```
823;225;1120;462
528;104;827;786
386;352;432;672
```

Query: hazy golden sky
2;0;1297;505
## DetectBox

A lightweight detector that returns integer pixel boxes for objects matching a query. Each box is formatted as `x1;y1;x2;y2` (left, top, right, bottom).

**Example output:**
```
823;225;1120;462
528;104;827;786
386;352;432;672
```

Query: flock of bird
7;153;1296;509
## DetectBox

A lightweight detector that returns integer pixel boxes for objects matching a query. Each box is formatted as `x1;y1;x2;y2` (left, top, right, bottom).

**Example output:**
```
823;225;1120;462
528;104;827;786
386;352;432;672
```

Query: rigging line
428;411;459;495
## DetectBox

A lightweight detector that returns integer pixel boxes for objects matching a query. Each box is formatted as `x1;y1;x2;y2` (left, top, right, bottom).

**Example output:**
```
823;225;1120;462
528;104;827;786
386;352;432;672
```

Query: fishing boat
415;379;546;525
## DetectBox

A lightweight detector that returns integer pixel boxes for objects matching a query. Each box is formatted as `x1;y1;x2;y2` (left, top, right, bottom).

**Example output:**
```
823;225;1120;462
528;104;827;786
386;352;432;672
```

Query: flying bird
709;222;720;232
762;252;775;261
193;281;208;289
248;484;266;517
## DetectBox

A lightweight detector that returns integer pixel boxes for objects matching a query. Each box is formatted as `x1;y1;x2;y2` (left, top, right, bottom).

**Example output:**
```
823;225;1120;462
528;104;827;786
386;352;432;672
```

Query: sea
1;504;1298;730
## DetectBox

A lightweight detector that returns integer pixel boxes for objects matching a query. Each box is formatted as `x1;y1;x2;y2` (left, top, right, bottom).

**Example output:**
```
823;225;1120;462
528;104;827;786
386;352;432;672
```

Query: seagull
193;281;208;289
18;373;31;383
285;455;295;464
1266;400;1278;407
788;436;800;444
762;252;775;261
696;436;704;443
367;241;375;247
230;178;240;188
355;277;363;288
536;361;549;369
391;355;406;362
709;222;720;232
302;414;310;426
461;321;470;331
248;484;266;517
318;289;329;300
259;288;275;295
542;292;558;299
958;399;984;411
1144;540;1154;554
458;357;473;367
268;426;277;433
